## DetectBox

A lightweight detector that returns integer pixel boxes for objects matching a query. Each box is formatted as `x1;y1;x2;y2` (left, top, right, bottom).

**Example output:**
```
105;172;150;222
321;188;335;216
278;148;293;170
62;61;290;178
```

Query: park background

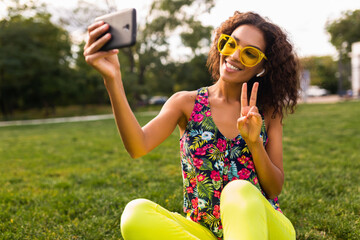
0;0;359;239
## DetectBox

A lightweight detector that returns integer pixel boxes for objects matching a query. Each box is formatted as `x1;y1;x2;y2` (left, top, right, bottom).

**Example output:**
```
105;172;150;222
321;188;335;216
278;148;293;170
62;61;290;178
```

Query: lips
225;60;242;71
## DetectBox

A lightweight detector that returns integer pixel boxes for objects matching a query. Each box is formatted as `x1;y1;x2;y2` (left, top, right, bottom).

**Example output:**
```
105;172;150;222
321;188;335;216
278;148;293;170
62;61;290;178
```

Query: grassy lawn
0;101;359;239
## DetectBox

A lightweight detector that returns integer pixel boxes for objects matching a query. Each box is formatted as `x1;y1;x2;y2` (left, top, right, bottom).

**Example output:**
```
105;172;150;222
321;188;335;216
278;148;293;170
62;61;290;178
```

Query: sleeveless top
180;87;281;239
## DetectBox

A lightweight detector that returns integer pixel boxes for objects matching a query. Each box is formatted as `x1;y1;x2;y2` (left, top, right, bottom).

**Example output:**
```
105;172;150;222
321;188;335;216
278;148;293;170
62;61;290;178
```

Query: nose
230;45;243;62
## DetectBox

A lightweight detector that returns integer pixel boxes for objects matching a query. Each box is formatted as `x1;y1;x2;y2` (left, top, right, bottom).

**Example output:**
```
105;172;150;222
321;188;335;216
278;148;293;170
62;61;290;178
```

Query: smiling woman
84;10;299;240
207;12;299;120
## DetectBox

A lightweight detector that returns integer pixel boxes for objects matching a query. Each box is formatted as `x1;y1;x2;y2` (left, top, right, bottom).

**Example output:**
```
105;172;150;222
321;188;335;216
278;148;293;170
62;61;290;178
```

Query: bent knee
221;180;263;210
120;199;156;235
123;198;156;215
221;180;258;200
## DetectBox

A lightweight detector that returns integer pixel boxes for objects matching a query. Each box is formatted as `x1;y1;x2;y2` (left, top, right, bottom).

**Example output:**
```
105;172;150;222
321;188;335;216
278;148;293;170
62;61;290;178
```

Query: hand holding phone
95;8;137;51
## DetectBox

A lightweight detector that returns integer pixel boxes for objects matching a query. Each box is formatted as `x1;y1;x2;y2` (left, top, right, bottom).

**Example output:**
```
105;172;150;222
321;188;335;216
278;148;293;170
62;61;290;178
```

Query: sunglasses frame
217;34;268;67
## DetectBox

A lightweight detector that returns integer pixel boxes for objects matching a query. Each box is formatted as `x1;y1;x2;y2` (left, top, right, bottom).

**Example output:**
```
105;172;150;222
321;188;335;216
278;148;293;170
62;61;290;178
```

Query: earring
256;69;265;77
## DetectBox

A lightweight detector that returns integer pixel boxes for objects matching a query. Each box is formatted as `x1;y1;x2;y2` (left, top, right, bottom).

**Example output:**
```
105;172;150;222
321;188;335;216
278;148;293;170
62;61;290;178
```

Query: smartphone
95;8;137;51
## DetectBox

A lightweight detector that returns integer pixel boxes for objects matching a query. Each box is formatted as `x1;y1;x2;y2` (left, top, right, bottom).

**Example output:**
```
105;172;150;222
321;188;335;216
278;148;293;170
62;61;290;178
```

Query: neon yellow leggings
120;180;296;240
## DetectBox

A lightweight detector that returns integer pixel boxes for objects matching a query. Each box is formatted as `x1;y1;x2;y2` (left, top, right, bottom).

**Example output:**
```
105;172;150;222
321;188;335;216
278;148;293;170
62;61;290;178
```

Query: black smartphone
95;8;137;51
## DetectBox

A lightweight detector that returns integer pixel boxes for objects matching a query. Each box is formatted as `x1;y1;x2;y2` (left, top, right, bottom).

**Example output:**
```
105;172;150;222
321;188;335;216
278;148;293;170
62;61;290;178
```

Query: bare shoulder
168;90;197;102
162;90;198;128
165;90;197;110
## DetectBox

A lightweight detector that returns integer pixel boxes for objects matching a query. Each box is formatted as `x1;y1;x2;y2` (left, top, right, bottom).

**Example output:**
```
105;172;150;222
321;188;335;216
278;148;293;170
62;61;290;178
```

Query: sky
1;0;360;58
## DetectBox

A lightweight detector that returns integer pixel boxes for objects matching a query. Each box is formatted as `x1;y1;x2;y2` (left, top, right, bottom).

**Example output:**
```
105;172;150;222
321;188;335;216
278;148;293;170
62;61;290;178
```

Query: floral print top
180;87;281;239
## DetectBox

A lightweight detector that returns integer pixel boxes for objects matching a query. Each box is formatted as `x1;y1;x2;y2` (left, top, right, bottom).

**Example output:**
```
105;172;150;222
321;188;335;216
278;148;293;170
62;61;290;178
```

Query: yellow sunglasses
217;34;268;67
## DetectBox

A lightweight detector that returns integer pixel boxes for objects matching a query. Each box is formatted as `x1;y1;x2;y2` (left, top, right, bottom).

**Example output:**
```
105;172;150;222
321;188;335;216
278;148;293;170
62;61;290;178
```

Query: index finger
249;82;259;107
241;82;248;108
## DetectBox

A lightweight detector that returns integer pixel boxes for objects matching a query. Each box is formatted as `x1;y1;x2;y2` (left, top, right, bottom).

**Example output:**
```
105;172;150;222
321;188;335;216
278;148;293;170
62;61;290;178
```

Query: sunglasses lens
218;36;236;55
218;34;266;67
241;48;260;66
218;36;228;51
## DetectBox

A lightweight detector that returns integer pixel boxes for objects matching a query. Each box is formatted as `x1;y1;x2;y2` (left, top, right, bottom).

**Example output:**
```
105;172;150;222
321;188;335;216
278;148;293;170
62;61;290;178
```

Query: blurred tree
133;0;215;100
54;0;109;38
0;0;217;117
71;0;216;106
73;42;109;106
73;41;137;107
62;0;215;107
326;9;360;58
54;1;117;107
180;19;214;56
300;56;341;94
174;54;213;92
326;9;360;94
0;0;74;117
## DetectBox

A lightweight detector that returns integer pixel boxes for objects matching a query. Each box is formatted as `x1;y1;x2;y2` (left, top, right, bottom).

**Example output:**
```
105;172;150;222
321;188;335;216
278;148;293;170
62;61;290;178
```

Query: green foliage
300;56;341;93
134;0;215;98
197;177;213;199
180;20;213;55
174;54;213;91
0;2;74;117
0;0;216;117
0;102;359;239
73;42;110;106
325;9;359;94
326;9;360;56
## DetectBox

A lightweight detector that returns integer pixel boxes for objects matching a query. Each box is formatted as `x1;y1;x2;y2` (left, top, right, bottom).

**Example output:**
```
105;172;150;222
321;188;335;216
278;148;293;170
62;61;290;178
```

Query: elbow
269;172;285;199
123;142;148;159
127;148;147;159
129;152;143;159
129;154;144;159
267;182;283;200
267;189;282;200
264;178;284;200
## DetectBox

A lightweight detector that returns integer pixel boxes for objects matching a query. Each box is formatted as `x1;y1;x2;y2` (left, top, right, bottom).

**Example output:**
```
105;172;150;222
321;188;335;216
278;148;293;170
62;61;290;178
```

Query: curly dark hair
206;11;300;120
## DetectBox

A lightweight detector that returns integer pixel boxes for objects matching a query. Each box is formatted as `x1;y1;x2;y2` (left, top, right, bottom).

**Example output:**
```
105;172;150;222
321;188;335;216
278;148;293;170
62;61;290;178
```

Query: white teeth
226;62;240;71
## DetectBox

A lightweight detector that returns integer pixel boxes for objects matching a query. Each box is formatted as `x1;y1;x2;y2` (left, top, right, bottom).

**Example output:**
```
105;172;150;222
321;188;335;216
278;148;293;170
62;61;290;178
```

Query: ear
256;69;266;77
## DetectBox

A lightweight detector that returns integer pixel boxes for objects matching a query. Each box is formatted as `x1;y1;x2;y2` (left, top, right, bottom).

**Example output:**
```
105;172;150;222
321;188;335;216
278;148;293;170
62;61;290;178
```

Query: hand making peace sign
237;82;263;144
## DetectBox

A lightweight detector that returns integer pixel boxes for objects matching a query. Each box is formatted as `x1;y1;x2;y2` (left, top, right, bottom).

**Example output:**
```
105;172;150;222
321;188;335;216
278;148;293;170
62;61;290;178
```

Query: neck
210;79;243;103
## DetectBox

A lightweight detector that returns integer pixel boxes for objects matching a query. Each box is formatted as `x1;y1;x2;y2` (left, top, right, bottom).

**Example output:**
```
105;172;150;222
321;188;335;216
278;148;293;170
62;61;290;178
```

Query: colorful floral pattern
180;87;281;239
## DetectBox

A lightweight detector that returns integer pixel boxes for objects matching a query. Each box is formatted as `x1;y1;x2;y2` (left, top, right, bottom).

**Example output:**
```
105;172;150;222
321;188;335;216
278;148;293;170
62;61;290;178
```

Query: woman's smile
225;60;242;72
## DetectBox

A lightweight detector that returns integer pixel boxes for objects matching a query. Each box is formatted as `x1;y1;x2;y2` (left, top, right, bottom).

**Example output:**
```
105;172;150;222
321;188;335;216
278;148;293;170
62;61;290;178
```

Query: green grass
282;101;360;240
0;101;359;239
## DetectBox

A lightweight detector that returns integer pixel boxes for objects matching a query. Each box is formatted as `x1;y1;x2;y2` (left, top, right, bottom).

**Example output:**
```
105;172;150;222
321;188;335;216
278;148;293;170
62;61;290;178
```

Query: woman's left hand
237;82;263;144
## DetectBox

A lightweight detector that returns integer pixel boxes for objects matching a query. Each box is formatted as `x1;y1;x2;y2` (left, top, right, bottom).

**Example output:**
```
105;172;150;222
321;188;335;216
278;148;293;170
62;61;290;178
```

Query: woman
84;11;299;240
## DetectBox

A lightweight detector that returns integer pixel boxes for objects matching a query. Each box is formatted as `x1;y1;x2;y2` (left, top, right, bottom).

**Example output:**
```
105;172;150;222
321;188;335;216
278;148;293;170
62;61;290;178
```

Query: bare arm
246;113;284;199
237;82;284;199
84;21;185;158
108;88;185;158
